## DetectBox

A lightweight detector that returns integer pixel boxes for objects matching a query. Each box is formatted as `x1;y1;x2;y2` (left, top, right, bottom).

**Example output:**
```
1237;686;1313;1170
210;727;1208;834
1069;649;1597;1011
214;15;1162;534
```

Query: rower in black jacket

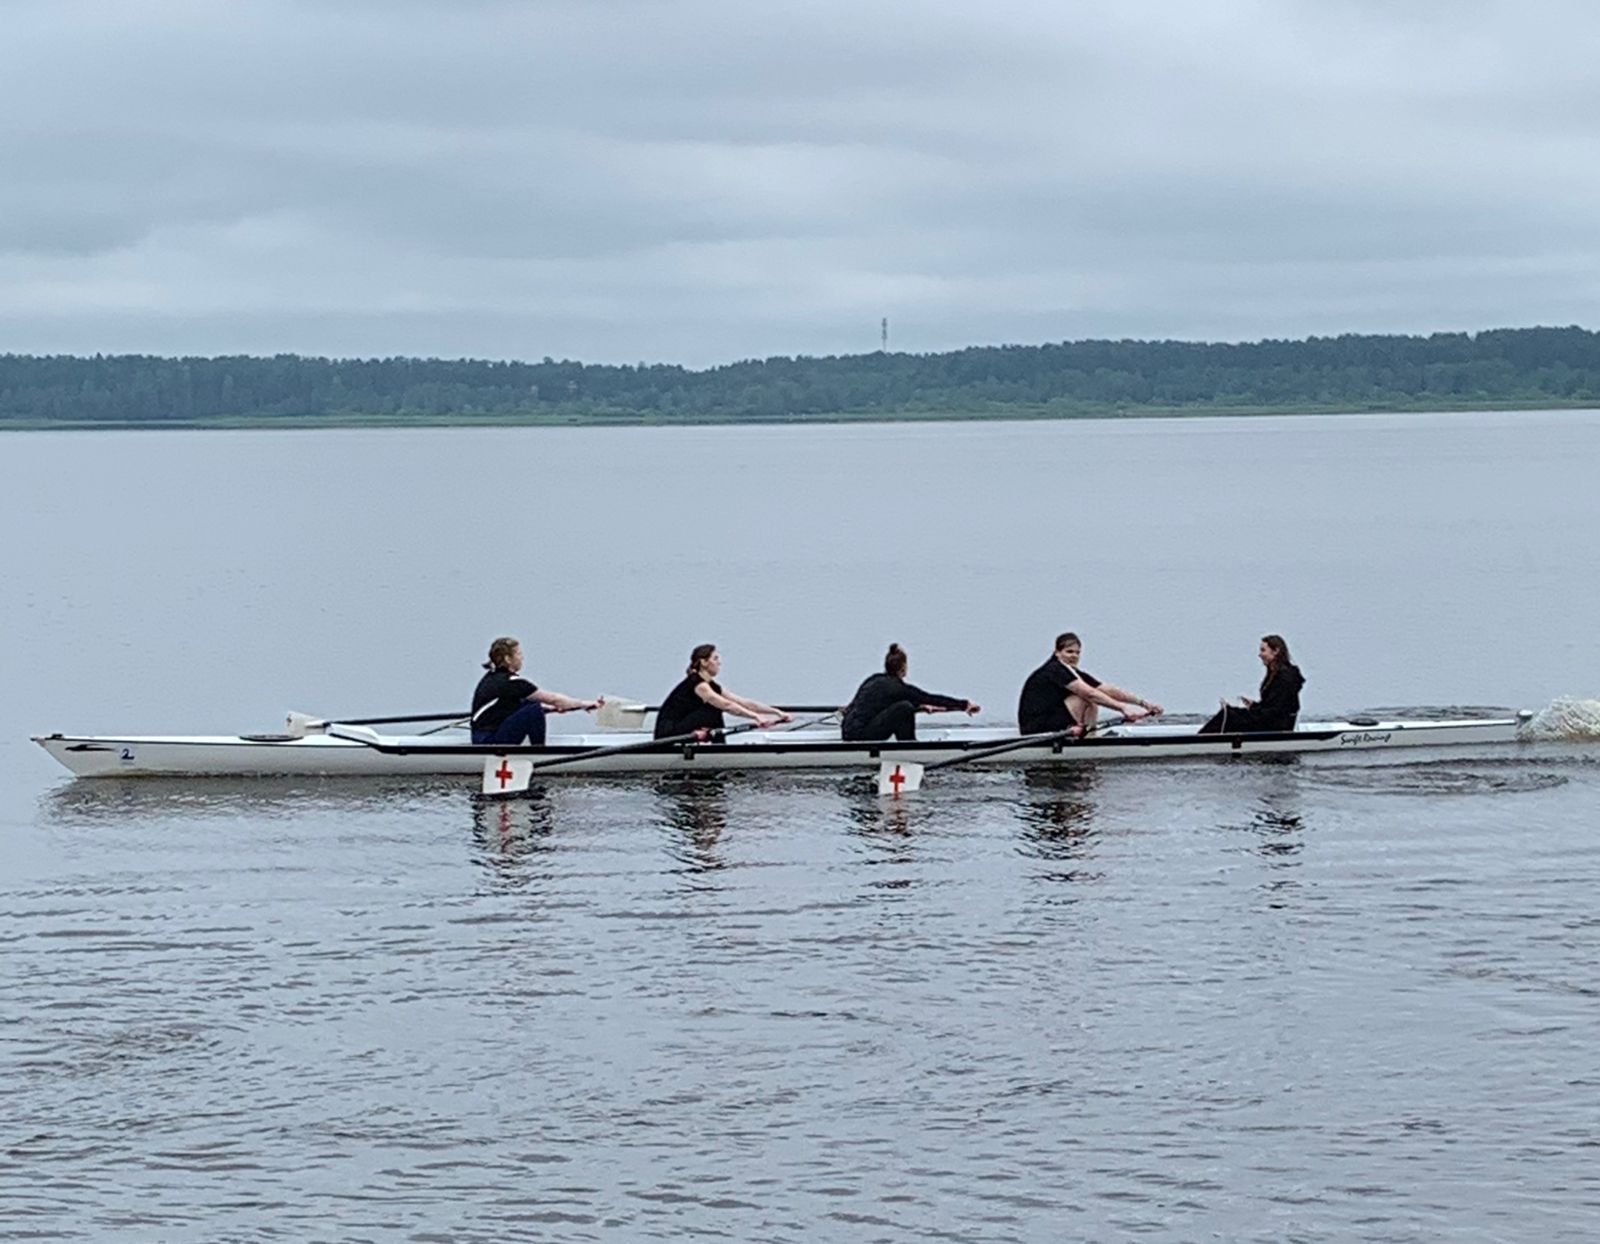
841;644;980;741
1198;634;1305;734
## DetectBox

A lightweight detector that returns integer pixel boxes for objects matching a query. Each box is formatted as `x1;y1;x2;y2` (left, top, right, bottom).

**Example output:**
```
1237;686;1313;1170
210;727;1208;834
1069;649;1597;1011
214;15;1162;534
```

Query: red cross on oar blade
496;759;515;789
888;764;906;797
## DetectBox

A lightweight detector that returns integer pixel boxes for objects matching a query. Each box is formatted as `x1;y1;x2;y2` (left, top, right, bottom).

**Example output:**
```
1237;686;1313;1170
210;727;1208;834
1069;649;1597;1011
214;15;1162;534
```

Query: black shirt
842;673;966;737
1017;657;1100;733
655;675;723;738
471;668;539;736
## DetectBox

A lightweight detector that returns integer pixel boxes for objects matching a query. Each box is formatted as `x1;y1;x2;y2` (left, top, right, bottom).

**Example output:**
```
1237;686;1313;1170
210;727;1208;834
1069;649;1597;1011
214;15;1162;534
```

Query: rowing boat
32;712;1533;779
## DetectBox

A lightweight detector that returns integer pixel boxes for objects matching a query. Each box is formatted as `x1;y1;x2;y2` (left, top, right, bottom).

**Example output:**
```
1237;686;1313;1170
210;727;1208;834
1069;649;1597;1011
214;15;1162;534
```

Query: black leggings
1018;710;1075;736
1199;705;1296;734
842;701;917;742
472;701;547;746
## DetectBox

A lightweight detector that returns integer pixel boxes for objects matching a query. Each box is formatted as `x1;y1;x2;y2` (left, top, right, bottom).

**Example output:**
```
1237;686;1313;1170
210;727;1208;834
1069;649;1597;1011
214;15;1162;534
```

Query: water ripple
4;757;1599;1240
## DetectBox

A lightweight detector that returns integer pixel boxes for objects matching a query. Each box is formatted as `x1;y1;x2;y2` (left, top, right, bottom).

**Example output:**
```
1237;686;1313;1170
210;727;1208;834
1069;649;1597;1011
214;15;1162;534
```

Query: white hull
34;717;1531;779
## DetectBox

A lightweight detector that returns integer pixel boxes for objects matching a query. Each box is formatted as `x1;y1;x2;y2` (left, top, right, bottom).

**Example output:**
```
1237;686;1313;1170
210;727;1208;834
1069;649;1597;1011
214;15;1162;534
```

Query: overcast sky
2;0;1596;366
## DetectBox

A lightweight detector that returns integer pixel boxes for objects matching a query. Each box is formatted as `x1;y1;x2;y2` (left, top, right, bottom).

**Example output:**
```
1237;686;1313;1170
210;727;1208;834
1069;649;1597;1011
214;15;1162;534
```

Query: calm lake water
3;411;1599;1241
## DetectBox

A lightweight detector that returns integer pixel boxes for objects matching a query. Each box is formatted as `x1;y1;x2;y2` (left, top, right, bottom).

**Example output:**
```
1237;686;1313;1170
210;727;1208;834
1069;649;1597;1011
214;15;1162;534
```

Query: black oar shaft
633;703;837;714
330;704;837;727
521;719;764;774
921;715;1122;773
516;710;838;777
328;711;467;726
924;728;1079;772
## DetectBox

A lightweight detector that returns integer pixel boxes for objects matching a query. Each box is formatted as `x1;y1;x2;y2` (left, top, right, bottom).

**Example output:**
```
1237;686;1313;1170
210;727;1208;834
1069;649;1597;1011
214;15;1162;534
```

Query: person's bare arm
1093;682;1163;715
532;688;603;713
696;682;783;724
722;689;791;723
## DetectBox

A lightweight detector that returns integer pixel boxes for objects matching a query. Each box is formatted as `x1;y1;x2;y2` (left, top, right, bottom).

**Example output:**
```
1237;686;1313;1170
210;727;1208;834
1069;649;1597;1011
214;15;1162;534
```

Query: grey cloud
2;0;1599;364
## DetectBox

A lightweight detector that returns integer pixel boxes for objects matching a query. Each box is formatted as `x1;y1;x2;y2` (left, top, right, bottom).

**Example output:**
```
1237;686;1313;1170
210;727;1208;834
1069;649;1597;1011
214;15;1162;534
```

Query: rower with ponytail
841;643;980;742
470;635;605;745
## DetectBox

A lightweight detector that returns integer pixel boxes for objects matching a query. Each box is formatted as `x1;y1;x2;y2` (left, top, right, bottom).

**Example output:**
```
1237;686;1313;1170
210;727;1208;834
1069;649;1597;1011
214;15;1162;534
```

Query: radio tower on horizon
881;317;888;353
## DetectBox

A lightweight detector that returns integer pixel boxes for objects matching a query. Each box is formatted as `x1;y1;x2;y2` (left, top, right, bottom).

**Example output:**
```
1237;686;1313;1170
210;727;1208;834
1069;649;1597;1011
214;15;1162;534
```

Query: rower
841;643;979;741
471;636;604;745
654;644;791;740
1198;634;1304;734
1016;632;1162;735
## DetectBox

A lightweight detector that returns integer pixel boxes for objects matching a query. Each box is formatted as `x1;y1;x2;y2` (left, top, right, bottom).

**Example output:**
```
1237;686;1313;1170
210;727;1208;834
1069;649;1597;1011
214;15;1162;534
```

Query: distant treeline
4;326;1600;425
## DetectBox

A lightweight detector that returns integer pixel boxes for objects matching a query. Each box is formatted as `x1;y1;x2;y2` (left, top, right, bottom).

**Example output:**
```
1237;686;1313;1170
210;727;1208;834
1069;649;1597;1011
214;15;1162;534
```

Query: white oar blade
482;754;535;796
285;711;324;738
878;761;924;797
595;697;650;730
326;722;382;746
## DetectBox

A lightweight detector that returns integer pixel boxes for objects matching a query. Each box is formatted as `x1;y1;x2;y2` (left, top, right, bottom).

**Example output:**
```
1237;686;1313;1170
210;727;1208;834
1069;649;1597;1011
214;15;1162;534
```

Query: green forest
4;326;1599;427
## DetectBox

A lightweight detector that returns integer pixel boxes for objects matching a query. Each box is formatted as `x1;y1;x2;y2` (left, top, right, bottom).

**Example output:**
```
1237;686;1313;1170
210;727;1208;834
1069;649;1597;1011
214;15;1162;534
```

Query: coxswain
841;643;979;741
1198;635;1304;734
470;636;603;745
654;644;791;740
1016;632;1163;735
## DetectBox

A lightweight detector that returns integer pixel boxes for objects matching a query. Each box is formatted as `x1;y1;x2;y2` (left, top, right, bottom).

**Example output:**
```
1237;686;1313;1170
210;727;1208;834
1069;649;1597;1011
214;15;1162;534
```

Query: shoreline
1;396;1596;431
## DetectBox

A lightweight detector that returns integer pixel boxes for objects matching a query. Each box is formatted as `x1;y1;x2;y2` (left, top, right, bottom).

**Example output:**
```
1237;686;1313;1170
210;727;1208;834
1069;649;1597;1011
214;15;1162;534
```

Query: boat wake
1521;697;1600;741
1301;763;1569;797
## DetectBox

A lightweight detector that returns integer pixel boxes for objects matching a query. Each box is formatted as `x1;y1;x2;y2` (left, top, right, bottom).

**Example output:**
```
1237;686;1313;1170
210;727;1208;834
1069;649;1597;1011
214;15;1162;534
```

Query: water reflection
836;785;929;902
844;781;919;855
39;775;460;825
652;773;730;876
1240;782;1306;863
1220;779;1311;912
468;789;554;884
1250;803;1305;856
1017;770;1094;850
1015;767;1101;880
